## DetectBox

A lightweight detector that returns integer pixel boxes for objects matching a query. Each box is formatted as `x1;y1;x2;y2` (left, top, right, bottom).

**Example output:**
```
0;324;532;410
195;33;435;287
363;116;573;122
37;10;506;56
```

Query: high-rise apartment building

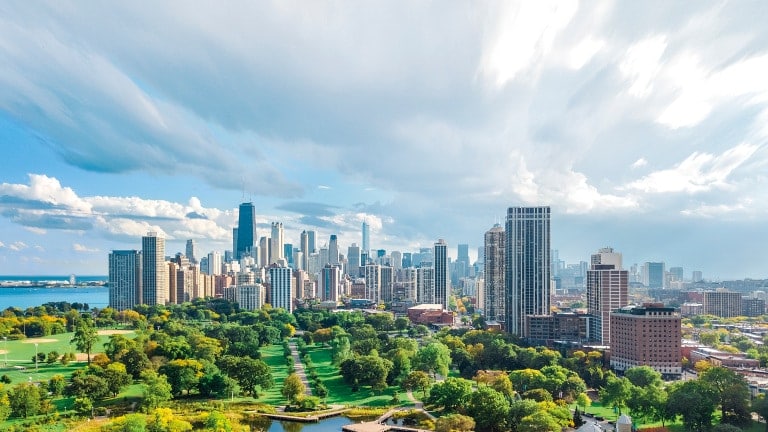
484;224;505;324
610;304;681;377
505;206;551;336
416;265;435;304
207;252;222;276
307;230;316;255
320;265;340;302
703;291;743;318
142;232;168;306
434;239;449;310
362;221;370;252
365;264;381;303
108;250;141;310
236;202;256;260
391;251;402;270
270;222;284;264
237;284;265;311
269;265;294;312
587;247;628;344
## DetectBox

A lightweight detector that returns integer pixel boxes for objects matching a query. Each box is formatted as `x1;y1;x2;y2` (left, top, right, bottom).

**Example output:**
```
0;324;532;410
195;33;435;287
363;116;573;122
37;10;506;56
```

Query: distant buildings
704;291;742;318
505;206;551;337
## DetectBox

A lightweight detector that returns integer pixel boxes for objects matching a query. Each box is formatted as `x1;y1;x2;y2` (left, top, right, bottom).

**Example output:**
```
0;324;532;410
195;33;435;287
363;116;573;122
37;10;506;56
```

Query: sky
1;1;768;279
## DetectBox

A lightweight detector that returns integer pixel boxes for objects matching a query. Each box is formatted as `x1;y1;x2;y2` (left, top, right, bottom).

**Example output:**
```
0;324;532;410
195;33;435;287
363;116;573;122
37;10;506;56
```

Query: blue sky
1;1;768;278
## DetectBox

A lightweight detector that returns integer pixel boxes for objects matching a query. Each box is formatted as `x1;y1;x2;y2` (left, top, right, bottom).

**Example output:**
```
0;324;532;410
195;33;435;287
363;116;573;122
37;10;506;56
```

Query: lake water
247;415;353;431
0;284;109;310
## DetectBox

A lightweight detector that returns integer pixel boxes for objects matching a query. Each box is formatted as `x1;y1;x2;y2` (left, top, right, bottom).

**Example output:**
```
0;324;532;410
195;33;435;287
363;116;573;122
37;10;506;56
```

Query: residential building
484;224;505;325
108;250;141;310
237;284;265;311
610;304;682;377
587;247;628;345
269;265;293;312
743;298;765;317
434;239;449;310
142;232;168;306
270;222;284;264
704;291;743;318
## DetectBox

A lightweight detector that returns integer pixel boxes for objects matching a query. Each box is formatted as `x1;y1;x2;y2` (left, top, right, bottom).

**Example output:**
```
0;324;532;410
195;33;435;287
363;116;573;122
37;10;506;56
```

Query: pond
247;415;354;432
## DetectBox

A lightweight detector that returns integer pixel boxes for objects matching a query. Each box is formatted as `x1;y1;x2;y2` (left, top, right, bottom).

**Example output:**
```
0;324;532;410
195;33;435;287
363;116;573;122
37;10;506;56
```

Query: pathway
289;340;313;397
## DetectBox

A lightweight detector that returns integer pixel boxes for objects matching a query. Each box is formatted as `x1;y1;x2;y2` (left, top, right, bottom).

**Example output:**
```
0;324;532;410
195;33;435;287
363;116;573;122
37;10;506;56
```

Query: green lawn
302;344;409;407
258;342;292;406
0;330;135;384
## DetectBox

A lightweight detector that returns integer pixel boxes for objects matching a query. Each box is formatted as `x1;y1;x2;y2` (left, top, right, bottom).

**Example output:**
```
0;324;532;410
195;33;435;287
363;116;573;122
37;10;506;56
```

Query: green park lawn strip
0;330;135;384
302;344;409;407
258;342;292;406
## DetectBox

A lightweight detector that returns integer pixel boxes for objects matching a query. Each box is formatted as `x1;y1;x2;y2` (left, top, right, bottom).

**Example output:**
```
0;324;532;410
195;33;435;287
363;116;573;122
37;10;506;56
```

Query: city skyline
2;3;768;278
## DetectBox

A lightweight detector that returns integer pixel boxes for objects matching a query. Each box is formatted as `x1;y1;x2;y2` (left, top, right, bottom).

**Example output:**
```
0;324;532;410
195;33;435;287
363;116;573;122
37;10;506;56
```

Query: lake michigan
0;275;108;310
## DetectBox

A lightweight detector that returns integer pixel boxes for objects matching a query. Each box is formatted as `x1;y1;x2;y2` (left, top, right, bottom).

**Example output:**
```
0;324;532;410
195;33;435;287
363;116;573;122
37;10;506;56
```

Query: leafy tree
625;365;663;388
427;377;473;412
67;372;110;400
74;396;93;417
47;374;66;396
667;379;718;432
205;410;232;432
198;370;238;399
72;317;99;364
519;410;563;432
402;371;431;399
121;347;152;379
435;413;475;432
8;382;42;418
508;399;539;432
281;373;306;405
394;317;410;334
700;366;752;427
467;385;510;432
413;342;451;378
522;388;553;402
141;370;173;412
0;393;9;422
576;392;592;413
217;355;273;397
509;368;547;394
159;359;204;396
46;350;59;364
600;375;632;415
387;348;413;385
108;413;148;432
146;407;193;432
752;394;768;432
103;362;133;397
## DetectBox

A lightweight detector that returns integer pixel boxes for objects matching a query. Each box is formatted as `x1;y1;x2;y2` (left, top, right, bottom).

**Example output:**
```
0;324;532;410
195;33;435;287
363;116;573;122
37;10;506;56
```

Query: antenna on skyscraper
241;177;247;202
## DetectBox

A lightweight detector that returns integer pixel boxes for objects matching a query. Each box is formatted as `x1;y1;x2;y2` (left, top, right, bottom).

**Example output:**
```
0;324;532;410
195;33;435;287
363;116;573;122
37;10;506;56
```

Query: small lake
247;415;354;432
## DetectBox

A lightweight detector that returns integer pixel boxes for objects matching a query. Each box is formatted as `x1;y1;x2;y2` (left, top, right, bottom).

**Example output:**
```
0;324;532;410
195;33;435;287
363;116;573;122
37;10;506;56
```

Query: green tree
413;342;451;378
402;371;431;399
217;355;273;397
600;375;632;415
74;396;93;417
72;318;99;364
198;370;238;399
121;347;153;379
519;410;562;432
339;354;393;390
0;393;10;422
67;373;110;400
141;370;173;412
508;399;539;432
281;373;306;405
159;359;204;396
624;365;663;388
8;382;42;418
435;413;475;432
103;362;133;397
467;385;510;432
700;366;752;427
751;394;768;432
427;377;473;412
205;411;232;432
667;379;718;432
46;350;60;364
576;392;592;413
47;374;66;396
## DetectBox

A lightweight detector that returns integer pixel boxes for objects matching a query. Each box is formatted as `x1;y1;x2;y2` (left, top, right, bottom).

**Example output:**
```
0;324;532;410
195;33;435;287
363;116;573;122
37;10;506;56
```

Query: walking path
288;340;313;397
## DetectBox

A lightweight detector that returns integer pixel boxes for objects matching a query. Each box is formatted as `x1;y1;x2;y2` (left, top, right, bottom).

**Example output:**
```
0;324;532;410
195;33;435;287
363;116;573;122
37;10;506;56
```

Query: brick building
610;303;681;378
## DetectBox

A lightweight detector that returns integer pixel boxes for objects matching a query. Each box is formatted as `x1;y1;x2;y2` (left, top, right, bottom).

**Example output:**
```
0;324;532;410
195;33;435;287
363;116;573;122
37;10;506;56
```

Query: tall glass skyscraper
362;221;370;253
434;239;448;310
505;206;551;337
236;202;256;260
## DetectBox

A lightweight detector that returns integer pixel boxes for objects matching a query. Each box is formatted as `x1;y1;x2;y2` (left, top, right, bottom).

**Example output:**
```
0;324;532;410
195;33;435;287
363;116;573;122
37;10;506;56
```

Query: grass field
0;330;135;384
258;342;292;406
302;343;409;407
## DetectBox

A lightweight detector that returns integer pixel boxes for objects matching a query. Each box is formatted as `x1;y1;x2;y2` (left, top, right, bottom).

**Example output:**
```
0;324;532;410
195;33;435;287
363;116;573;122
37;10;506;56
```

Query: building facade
587;247;628;345
236;202;256;260
484;224;505;325
269;265;294;312
108;250;141;310
505;206;551;336
141;232;168;306
434;239;449;310
704;291;743;318
610;304;681;377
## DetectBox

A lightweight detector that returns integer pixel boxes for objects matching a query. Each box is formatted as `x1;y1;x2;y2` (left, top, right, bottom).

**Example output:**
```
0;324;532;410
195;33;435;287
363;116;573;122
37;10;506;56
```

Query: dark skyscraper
434;239;448;310
505;206;551;337
236;202;256;260
457;243;469;276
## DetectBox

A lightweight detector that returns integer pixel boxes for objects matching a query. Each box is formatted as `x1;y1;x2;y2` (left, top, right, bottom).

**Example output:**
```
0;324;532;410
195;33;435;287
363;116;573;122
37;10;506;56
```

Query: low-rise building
407;304;454;325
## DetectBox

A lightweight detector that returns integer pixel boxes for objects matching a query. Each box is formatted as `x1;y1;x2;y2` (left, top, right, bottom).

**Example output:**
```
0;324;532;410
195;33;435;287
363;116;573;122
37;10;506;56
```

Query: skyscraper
320;265;340;302
587;247;628;344
236;202;256;260
328;235;339;265
307;230;316;254
185;239;197;264
347;243;361;277
300;230;311;271
434;239;448;310
270;222;284;264
484;224;505;324
269;265;294;312
109;250;141;310
643;262;665;288
365;264;381;303
362;221;370;253
505;206;551;337
457;244;469;277
207;251;222;276
142;232;168;306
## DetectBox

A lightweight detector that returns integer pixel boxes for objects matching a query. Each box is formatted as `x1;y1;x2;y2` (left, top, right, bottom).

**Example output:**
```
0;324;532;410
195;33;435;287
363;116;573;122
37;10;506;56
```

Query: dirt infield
0;350;7;354
21;338;57;344
97;330;134;336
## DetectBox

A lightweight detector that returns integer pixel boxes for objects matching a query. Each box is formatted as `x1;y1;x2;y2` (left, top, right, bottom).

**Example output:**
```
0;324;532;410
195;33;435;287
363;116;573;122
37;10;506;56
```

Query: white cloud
625;143;760;194
9;241;27;251
631;158;648;169
73;243;99;253
620;35;668;98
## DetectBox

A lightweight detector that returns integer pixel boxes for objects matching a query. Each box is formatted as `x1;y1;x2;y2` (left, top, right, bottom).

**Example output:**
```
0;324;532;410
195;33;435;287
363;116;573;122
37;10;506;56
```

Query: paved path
406;390;423;409
288;340;313;397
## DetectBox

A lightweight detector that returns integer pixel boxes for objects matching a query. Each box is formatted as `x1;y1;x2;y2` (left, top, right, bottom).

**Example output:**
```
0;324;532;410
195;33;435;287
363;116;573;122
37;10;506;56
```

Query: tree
600;375;633;415
667;379;718;432
72;318;99;364
394;317;410;334
205;410;232;432
751;394;768;432
46;350;60;364
508;399;540;432
339;354;393;390
217;355;273;397
67;373;110;400
519;410;563;432
198;370;238;399
103;362;133;397
48;374;66;396
121;347;152;379
467;385;510;432
141;370;173;412
146;407;193;432
74;397;93;417
435;413;475;432
700;366;752;427
576;392;592;413
8;382;42;418
625;365;663;388
0;393;10;422
281;373;306;405
402;371;431;399
427;377;473;412
413;342;451;378
159;359;204;396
